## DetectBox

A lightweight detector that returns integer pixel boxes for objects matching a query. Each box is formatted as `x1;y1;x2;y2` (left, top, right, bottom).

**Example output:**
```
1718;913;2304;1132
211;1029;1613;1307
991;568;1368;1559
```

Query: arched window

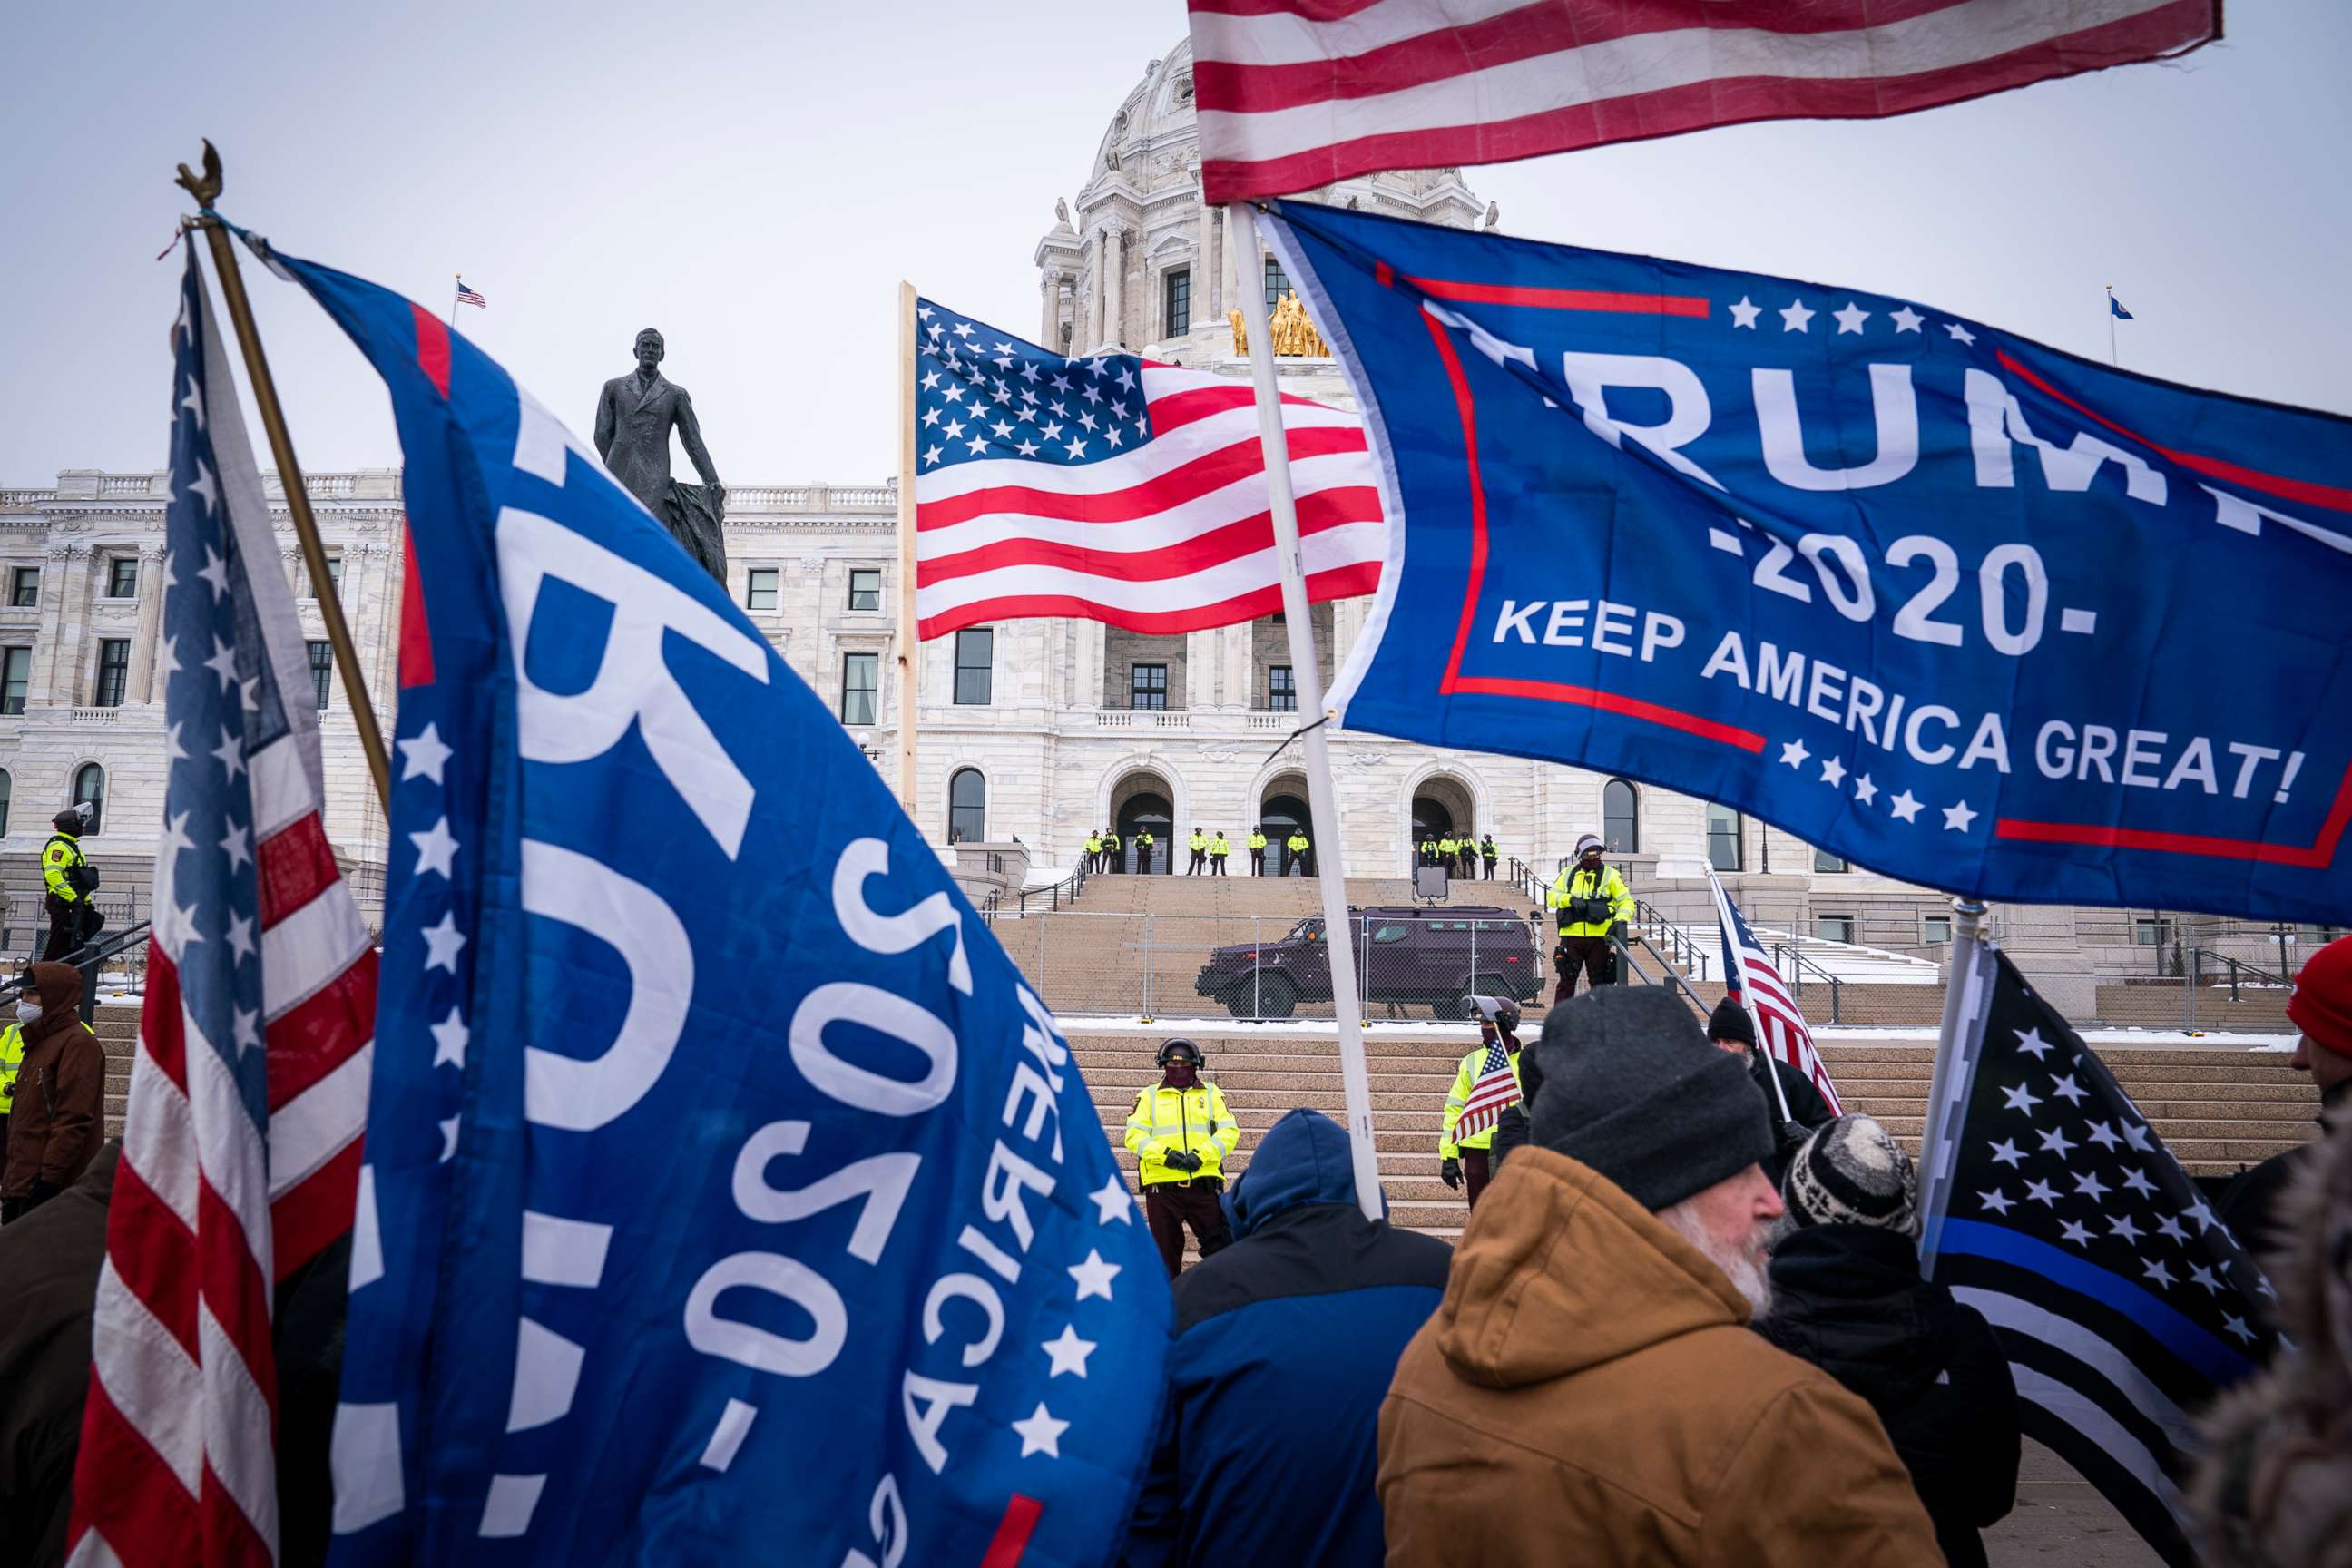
947;768;985;846
1706;803;1743;872
74;762;105;835
1602;778;1638;853
0;767;11;838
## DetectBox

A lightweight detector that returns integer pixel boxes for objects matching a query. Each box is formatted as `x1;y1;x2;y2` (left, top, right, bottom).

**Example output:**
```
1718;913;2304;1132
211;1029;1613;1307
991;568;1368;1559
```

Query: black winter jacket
1757;1223;2020;1568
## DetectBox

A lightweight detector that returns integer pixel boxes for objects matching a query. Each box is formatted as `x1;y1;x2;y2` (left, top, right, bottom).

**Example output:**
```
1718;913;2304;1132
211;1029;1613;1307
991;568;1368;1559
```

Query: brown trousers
1553;935;1614;1002
1463;1148;1494;1210
1144;1179;1233;1277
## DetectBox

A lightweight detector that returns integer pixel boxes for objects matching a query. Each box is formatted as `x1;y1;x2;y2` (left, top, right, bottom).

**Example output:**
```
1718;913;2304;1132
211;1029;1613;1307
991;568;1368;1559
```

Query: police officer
1209;830;1230;876
0;985;26;1174
1248;826;1268;876
1418;833;1437;868
1436;835;1457;877
40;805;100;963
1439;996;1524;1211
1102;828;1123;874
1480;833;1498;879
1287;829;1311;876
1548;832;1633;1002
1136;828;1157;874
1123;1038;1241;1277
1084;828;1104;874
1187;827;1209;876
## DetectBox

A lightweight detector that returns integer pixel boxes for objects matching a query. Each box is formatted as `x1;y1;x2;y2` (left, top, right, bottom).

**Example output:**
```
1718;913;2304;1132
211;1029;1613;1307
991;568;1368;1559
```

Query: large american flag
1188;0;2220;204
912;298;1384;639
1707;870;1841;1115
69;241;377;1568
1450;1030;1520;1145
1922;944;2275;1567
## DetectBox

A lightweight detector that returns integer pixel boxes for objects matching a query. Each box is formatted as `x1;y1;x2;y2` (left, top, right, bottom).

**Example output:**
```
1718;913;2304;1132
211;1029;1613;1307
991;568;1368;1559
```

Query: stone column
1102;228;1124;348
1185;629;1219;707
1082;234;1102;349
1039;271;1058;346
1193;198;1217;334
34;543;90;704
129;542;166;702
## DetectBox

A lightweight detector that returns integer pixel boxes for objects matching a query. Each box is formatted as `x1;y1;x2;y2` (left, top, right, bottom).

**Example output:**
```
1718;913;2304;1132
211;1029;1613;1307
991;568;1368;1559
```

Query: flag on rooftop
1707;870;1841;1116
911;299;1384;639
1188;0;2222;204
242;239;1169;1564
68;240;378;1568
1921;941;2278;1567
455;278;486;309
2111;293;2136;319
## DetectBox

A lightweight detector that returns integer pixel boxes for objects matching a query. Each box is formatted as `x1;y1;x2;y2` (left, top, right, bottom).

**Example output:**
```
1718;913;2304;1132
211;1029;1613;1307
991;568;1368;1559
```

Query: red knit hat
2287;932;2352;1058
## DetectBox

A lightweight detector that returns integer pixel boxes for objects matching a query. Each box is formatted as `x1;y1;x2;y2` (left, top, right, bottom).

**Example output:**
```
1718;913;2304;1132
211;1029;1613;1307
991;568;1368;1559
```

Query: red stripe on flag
201;1464;279;1568
1444;675;1769;751
107;1159;201;1357
915;560;1383;641
1147;381;1329;436
980;1495;1044;1568
272;1135;366;1283
410;304;451;399
1407;277;1710;317
398;518;436;688
68;1378;203;1564
917;486;1383;585
254;811;342;927
196;1179;280;1421
266;946;377;1111
141;952;189;1093
916;424;1368;532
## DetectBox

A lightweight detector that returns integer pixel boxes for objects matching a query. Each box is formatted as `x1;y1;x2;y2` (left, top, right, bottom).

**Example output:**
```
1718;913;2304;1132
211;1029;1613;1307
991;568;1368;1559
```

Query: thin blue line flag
1263;201;2352;924
2111;294;2136;320
242;235;1167;1566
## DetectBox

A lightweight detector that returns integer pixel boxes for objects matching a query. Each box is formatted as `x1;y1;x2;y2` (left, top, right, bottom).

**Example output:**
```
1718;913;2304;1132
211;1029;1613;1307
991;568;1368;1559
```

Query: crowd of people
1414;831;1497;879
1084;826;1314;876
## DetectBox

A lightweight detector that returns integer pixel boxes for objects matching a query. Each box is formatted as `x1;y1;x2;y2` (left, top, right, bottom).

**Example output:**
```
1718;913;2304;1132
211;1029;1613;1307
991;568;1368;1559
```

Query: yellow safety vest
1124;1081;1240;1186
1085;836;1102;853
1440;1044;1524;1158
1287;835;1308;853
1549;864;1633;938
1247;833;1266;849
1439;838;1457;857
1190;834;1208;852
0;1022;23;1115
43;833;88;903
1210;838;1230;855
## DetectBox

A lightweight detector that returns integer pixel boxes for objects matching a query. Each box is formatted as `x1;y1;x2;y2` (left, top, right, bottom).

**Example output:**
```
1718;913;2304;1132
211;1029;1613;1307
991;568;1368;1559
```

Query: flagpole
451;274;461;328
1228;201;1382;1223
895;281;921;819
1917;895;1988;1267
2106;287;2117;367
176;148;392;813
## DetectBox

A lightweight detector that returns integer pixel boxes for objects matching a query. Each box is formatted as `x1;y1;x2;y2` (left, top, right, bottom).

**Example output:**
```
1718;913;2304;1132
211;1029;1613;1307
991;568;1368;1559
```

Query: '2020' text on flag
1263;200;2352;926
1188;0;2220;204
233;237;1168;1566
912;299;1384;638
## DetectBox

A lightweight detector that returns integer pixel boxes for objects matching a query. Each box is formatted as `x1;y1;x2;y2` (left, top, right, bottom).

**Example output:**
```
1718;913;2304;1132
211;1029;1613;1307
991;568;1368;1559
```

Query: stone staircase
1076;1029;2322;1241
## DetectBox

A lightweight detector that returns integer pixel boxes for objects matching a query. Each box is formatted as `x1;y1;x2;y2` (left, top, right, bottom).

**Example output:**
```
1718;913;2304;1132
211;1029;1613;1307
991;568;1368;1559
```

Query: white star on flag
1011;1403;1070;1457
1833;302;1870;333
1989;1139;2025;1167
397;722;453;784
430;1007;470;1068
1819;757;1847;788
1945;322;1977;344
1891;306;1924;332
1979;1188;2014;1216
2014;1028;2055;1060
2051;1073;2088;1106
2001;1082;2043;1115
1040;1326;1096;1378
1090;1174;1135;1225
1889;790;1924;823
409;816;460;879
1779;738;1810;769
1068;1250;1120;1301
1728;296;1760;328
422;910;468;974
1851;773;1878;805
1942;800;1979;833
1779;299;1814;332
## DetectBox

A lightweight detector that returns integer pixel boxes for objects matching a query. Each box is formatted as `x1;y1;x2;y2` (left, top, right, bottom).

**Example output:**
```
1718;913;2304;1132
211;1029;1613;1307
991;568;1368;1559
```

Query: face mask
15;999;42;1023
1162;1061;1199;1089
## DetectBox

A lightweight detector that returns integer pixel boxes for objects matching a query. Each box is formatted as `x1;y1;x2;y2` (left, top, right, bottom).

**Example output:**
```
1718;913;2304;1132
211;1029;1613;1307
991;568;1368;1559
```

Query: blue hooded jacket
1121;1110;1452;1568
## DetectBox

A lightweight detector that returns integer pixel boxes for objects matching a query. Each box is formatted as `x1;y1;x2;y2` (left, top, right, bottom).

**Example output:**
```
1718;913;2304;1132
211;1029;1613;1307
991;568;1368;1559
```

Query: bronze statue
594;328;727;582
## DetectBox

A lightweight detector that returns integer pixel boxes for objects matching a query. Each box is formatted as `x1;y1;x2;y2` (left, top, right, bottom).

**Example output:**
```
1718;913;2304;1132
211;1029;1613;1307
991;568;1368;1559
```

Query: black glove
1440;1156;1462;1191
1162;1149;1201;1174
28;1178;64;1204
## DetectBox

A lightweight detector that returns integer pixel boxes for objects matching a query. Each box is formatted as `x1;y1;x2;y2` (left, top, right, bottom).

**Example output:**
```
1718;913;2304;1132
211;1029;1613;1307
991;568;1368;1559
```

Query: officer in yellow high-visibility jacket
1124;1038;1241;1276
1209;831;1230;876
41;805;100;962
1084;831;1103;874
1437;837;1458;876
1187;828;1210;876
0;1002;26;1175
1547;832;1633;1002
1286;831;1312;876
1438;999;1524;1210
1247;828;1268;875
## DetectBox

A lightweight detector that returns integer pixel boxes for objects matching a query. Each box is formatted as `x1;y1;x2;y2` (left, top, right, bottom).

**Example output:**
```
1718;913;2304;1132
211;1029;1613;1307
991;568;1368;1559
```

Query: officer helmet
1155;1037;1204;1068
1470;994;1521;1034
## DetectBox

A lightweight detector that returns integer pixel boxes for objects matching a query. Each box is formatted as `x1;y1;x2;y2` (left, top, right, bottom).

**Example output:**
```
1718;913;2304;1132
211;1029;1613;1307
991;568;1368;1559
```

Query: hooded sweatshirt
1;964;102;1201
1378;1148;1941;1566
1122;1110;1451;1568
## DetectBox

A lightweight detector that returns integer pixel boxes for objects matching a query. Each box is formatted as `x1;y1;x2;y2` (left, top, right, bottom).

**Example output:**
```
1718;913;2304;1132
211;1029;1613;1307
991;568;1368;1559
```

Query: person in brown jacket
1378;987;1944;1565
0;964;103;1226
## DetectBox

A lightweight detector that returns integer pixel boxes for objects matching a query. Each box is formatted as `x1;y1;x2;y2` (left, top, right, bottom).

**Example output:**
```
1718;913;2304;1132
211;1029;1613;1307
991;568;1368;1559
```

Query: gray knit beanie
1531;987;1775;1210
1783;1113;1919;1236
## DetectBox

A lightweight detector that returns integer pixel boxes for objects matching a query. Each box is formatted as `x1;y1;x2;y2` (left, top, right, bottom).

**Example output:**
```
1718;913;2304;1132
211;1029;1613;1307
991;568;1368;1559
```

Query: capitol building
1;44;2280;997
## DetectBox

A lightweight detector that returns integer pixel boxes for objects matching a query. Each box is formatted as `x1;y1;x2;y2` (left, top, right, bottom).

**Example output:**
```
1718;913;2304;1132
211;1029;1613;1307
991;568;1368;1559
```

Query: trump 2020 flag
1262;201;2352;926
245;238;1167;1564
1920;942;2278;1566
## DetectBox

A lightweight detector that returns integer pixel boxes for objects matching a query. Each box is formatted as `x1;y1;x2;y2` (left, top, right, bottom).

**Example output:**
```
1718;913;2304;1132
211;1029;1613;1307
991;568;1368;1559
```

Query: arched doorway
1110;769;1176;874
1410;773;1476;868
1259;771;1311;874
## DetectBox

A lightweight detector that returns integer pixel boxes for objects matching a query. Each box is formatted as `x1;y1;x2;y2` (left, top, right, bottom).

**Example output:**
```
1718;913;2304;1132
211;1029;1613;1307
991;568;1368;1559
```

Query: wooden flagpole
895;281;921;818
1228;201;1383;1223
175;142;391;813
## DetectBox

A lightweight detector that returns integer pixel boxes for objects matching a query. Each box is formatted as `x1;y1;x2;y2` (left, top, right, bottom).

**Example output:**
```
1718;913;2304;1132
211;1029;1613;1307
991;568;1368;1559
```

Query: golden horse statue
1229;291;1329;358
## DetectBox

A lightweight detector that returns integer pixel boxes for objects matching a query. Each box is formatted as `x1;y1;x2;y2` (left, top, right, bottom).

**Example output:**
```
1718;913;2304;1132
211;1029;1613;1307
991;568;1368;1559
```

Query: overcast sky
5;1;2347;486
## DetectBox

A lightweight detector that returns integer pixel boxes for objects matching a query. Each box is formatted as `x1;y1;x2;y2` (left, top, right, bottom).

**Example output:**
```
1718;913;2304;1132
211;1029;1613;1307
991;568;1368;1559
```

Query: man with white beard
1377;988;1940;1565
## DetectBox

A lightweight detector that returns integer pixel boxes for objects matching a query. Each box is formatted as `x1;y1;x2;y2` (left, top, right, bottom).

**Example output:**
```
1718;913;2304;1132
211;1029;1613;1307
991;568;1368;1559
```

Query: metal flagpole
175;143;392;813
451;274;462;327
1916;895;1989;1268
2106;287;2118;367
895;281;921;818
1227;201;1382;1222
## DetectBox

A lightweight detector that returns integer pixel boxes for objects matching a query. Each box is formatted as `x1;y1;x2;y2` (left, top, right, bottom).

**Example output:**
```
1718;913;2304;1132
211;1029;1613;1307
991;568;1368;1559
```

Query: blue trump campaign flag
234;235;1167;1565
1260;201;2352;925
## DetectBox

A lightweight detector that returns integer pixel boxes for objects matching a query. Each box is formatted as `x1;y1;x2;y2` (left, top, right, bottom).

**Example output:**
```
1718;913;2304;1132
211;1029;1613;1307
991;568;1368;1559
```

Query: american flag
1921;944;2276;1567
1706;870;1841;1115
68;241;377;1568
455;278;486;309
1450;1031;1519;1144
911;298;1384;639
1187;0;2220;204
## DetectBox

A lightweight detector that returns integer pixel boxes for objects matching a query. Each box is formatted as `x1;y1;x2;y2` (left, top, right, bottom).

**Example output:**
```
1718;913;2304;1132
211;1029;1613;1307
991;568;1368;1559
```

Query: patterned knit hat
1782;1113;1919;1237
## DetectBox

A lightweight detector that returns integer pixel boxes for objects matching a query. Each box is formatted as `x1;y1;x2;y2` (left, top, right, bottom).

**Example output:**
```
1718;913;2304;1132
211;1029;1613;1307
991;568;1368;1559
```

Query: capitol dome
1034;43;1485;364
